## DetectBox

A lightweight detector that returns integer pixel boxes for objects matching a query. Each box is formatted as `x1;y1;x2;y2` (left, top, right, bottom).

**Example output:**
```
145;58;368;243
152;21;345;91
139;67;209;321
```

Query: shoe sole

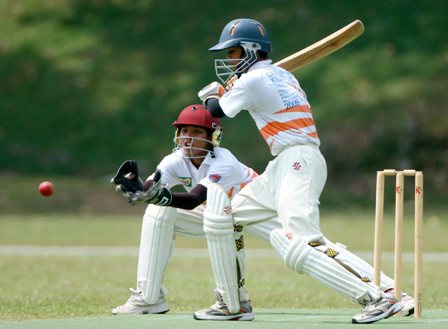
112;308;169;315
141;308;169;315
112;302;169;315
402;307;414;317
193;312;254;321
352;303;403;324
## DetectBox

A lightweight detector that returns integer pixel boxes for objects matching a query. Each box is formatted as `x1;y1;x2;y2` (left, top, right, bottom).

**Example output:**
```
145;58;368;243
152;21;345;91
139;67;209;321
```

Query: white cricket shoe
112;288;169;315
194;290;254;321
383;289;415;316
400;293;415;316
352;293;403;324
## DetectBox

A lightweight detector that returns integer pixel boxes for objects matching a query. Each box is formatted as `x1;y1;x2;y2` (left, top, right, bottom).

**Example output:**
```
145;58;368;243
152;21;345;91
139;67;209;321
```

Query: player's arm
139;181;207;209
112;160;207;209
169;184;207;209
199;78;250;119
125;172;207;209
198;81;227;118
205;98;226;118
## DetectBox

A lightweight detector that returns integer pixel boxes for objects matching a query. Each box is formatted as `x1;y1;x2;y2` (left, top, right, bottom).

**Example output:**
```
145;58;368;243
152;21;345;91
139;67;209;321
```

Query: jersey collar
248;59;272;72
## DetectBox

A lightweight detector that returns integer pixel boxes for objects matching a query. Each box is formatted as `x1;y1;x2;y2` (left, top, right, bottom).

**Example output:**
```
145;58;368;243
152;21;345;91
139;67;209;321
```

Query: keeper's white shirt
148;147;256;198
220;60;320;156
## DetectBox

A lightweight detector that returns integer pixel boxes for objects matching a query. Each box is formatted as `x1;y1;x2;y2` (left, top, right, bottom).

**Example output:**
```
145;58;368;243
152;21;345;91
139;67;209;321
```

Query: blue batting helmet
209;18;272;53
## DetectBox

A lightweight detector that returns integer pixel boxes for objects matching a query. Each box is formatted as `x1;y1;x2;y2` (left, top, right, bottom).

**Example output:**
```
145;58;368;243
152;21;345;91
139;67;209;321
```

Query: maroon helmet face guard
172;104;222;159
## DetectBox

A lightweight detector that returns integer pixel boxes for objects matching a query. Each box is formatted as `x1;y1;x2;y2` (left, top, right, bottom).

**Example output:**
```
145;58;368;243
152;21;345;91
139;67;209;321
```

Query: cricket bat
274;20;364;71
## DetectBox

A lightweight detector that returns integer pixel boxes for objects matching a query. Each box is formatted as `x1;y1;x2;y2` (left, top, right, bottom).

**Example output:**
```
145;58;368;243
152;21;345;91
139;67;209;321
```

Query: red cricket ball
38;181;54;197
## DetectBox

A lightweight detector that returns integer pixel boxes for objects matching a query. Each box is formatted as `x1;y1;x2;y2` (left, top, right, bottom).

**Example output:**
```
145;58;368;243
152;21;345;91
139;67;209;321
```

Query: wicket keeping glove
129;169;172;206
111;160;144;197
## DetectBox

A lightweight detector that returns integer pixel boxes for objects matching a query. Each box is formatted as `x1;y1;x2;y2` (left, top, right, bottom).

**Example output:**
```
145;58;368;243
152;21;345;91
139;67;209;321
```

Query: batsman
195;18;414;324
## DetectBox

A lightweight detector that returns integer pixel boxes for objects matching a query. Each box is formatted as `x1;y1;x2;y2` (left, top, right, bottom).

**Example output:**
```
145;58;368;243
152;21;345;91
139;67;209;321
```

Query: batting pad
137;205;176;304
203;183;240;313
270;229;382;305
325;240;394;291
234;225;246;289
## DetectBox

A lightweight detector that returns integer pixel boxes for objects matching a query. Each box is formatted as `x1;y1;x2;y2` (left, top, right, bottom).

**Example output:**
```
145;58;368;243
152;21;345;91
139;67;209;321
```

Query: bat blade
274;20;364;71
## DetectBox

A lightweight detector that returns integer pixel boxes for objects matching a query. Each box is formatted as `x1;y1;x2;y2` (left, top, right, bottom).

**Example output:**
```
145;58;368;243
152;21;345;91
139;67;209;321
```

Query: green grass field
1;209;447;326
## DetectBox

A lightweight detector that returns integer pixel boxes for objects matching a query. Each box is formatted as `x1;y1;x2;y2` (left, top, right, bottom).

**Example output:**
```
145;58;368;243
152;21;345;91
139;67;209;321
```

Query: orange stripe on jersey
227;168;258;199
260;117;317;140
240;168;258;189
274;105;312;114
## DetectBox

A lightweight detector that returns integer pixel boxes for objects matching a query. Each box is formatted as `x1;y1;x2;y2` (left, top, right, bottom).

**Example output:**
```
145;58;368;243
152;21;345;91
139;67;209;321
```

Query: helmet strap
211;128;222;147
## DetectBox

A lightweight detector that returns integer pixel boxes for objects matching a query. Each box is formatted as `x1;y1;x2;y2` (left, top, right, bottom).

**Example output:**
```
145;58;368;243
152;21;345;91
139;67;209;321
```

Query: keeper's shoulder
212;147;240;163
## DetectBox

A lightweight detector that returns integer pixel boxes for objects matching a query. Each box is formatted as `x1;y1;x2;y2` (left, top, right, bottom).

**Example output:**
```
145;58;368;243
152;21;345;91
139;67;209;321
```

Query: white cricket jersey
219;60;320;156
147;147;257;198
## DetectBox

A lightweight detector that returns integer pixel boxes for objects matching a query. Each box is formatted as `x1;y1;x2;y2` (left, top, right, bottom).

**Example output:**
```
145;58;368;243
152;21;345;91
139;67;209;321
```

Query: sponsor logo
209;174;222;183
179;177;192;187
224;205;232;215
292;161;301;171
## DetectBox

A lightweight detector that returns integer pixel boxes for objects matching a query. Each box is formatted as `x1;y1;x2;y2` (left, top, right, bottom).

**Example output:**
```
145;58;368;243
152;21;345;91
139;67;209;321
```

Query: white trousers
172;204;277;241
135;203;280;302
232;144;327;243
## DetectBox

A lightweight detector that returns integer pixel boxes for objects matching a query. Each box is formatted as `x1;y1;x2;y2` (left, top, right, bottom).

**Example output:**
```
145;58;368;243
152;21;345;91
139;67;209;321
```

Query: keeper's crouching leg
138;205;176;304
203;183;240;313
112;205;174;315
270;229;382;305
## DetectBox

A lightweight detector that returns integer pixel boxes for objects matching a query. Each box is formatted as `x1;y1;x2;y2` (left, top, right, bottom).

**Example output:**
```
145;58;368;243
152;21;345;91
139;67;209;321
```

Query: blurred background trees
1;0;447;211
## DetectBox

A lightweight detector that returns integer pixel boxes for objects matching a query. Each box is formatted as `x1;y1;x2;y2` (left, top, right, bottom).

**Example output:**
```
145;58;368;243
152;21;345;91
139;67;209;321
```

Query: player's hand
129;169;172;206
111;160;144;198
198;81;225;103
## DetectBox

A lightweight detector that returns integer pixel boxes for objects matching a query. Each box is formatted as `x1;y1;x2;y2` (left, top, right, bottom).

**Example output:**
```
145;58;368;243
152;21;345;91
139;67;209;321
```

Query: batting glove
111;160;144;198
198;81;226;103
225;75;238;91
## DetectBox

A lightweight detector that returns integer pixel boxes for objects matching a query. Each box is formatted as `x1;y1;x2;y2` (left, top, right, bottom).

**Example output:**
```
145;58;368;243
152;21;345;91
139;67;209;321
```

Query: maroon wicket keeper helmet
172;104;222;146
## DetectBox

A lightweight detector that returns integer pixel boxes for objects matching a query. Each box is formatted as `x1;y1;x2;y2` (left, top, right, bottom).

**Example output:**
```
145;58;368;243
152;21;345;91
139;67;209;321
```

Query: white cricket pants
231;143;327;244
172;205;278;241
